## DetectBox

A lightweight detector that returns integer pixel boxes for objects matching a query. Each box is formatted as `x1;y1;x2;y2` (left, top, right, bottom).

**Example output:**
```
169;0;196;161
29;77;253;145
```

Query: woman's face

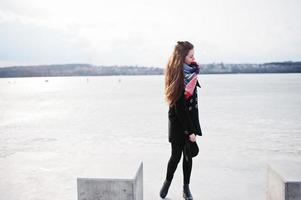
184;49;195;65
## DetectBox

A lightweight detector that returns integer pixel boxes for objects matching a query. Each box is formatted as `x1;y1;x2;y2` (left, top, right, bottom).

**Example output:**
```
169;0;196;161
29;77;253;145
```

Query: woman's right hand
189;133;197;142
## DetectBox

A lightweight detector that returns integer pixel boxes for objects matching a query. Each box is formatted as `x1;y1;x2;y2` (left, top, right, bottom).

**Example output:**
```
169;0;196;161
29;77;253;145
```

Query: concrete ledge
266;161;301;200
77;162;143;200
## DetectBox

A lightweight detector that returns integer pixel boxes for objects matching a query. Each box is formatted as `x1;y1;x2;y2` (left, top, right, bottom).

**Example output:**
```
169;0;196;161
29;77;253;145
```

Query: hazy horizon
0;60;300;69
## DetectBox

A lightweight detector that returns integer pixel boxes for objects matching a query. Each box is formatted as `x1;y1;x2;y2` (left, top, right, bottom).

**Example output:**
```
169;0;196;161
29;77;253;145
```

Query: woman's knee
171;153;182;163
169;152;182;164
170;142;184;163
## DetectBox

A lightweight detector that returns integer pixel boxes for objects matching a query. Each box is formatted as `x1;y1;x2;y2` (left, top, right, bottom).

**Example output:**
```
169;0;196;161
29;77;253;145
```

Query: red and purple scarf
183;61;200;99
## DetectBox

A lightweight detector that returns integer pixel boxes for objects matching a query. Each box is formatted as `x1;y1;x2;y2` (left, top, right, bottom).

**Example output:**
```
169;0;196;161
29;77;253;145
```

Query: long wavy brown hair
164;41;194;106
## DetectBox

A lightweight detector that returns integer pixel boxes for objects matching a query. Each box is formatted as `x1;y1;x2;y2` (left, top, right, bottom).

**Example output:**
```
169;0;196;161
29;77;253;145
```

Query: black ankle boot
160;179;171;198
183;184;193;200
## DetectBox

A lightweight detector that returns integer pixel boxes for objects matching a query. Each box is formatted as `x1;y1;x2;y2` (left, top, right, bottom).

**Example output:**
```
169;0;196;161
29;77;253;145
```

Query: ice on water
0;74;301;200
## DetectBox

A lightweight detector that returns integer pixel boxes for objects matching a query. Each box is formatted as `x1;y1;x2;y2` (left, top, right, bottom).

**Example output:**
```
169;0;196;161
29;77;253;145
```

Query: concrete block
77;162;143;200
266;161;301;200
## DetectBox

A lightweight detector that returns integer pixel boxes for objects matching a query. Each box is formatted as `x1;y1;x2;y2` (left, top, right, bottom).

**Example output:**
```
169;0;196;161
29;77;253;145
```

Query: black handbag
183;137;199;162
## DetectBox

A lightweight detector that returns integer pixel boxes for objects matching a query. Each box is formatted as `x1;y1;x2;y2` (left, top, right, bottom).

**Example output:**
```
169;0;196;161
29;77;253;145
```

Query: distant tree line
0;64;162;77
0;61;300;78
201;61;301;74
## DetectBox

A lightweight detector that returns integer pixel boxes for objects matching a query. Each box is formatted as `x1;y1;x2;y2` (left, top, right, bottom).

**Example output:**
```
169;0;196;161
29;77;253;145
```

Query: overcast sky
0;0;300;68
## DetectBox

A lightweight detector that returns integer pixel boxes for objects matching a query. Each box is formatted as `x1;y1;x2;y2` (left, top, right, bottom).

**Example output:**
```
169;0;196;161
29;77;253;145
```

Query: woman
160;41;203;200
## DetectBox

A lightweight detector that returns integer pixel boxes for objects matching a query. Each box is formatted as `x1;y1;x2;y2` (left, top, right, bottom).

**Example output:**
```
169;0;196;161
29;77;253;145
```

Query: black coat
168;81;202;144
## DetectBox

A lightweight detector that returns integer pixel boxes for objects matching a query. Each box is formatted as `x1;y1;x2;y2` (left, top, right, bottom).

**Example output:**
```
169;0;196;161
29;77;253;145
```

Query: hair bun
177;41;184;45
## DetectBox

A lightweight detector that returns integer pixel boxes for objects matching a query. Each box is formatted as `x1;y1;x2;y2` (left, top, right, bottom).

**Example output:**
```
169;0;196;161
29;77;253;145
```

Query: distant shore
0;61;300;78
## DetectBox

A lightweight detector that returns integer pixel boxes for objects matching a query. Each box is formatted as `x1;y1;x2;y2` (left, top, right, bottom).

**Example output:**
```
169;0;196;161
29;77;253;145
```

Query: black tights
165;141;192;184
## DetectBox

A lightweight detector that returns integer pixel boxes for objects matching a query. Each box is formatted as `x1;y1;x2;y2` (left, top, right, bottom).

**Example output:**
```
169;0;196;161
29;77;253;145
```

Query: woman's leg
182;149;193;199
165;141;183;182
160;141;183;198
182;151;192;184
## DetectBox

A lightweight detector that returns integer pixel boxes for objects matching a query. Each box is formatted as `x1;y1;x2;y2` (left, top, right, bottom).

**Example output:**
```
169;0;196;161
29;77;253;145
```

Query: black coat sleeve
174;90;196;136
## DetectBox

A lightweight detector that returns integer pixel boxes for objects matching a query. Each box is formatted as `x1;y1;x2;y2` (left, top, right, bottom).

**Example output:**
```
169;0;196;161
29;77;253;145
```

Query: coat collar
197;80;201;88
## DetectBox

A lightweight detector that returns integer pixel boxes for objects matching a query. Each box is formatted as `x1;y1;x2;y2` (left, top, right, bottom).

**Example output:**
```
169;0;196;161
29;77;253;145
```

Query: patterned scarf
183;61;200;99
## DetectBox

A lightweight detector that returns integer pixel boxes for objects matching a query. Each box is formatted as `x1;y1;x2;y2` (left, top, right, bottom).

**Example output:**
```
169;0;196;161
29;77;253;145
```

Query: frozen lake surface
0;73;301;200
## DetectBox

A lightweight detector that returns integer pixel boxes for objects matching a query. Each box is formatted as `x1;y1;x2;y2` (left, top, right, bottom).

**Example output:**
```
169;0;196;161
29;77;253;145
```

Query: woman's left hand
189;134;197;142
